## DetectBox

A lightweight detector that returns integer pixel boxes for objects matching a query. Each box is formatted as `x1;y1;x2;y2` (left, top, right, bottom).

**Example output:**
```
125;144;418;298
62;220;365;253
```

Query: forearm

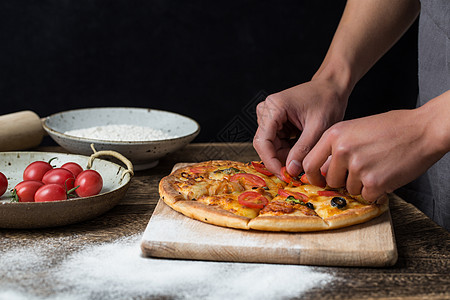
313;0;420;97
420;90;450;156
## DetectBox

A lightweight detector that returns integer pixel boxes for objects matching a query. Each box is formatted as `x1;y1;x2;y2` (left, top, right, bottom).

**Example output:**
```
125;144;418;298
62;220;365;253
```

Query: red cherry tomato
317;190;343;197
238;191;268;209
278;189;308;202
230;173;266;187
61;162;83;178
13;180;45;202
0;172;8;197
280;167;302;186
251;161;273;176
300;173;310;184
34;184;67;202
42;168;75;190
23;161;54;181
74;170;103;197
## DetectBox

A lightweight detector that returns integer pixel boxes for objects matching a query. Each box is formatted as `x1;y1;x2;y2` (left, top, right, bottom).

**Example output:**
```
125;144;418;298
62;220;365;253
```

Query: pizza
159;160;388;232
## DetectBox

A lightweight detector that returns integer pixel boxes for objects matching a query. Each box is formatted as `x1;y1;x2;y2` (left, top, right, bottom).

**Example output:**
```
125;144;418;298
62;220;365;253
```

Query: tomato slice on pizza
238;191;269;209
251;161;273;176
317;190;343;197
278;189;308;203
280;166;302;186
230;173;266;187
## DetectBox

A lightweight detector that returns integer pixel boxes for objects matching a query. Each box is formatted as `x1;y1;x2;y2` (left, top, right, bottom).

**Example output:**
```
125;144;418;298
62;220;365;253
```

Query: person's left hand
302;108;445;203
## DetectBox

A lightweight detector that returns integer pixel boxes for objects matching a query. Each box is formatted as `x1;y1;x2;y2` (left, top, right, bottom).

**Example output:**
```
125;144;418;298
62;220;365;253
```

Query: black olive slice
306;202;314;210
331;197;347;209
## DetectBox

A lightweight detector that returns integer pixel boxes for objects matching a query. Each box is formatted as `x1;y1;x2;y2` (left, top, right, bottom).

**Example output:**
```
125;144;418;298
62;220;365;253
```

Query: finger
346;171;363;196
256;101;268;126
320;155;332;176
325;155;348;189
375;194;388;205
286;121;324;177
302;134;332;188
253;127;283;176
361;186;385;204
256;98;285;130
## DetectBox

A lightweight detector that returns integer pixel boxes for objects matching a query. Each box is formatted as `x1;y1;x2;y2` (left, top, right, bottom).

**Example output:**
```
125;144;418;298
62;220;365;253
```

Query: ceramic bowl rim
42;107;201;145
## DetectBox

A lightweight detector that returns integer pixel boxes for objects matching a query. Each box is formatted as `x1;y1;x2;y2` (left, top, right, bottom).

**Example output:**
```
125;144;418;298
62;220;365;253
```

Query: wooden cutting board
141;164;398;267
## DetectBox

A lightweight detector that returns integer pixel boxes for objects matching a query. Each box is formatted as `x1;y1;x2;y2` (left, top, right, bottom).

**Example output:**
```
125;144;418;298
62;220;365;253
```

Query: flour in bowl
64;124;176;141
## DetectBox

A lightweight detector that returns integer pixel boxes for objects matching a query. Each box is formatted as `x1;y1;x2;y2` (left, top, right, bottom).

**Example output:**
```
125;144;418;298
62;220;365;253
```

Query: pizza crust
159;173;187;205
171;201;251;230
249;215;328;232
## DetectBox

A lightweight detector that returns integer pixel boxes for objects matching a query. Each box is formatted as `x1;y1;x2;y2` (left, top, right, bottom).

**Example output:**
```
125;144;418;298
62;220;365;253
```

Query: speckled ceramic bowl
0;151;133;229
43;107;200;170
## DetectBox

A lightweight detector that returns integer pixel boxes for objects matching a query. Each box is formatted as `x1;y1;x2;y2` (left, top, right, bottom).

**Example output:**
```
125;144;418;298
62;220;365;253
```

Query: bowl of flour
43;107;200;170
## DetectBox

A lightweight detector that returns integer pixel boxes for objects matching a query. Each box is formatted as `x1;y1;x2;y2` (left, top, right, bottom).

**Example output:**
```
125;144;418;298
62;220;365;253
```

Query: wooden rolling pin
0;111;45;151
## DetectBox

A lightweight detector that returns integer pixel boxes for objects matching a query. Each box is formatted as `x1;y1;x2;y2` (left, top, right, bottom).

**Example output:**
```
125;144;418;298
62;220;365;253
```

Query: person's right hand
253;77;350;177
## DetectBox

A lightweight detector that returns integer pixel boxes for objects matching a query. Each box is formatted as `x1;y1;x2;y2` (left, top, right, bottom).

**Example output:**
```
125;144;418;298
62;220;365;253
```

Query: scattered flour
0;234;334;300
64;124;176;141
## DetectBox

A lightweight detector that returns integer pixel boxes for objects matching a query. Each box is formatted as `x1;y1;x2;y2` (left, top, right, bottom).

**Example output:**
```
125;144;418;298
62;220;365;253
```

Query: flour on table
0;234;335;300
64;124;176;141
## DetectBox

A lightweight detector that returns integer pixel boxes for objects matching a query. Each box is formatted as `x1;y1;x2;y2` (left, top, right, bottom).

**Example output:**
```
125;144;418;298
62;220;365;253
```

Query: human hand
302;108;446;203
253;78;349;177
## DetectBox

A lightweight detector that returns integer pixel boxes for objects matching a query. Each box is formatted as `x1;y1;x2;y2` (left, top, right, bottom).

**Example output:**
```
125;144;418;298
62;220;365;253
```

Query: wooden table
0;143;449;299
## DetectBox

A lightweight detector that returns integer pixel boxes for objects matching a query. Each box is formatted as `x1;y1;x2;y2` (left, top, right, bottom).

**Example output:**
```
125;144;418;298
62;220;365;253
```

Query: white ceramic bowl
43;107;200;170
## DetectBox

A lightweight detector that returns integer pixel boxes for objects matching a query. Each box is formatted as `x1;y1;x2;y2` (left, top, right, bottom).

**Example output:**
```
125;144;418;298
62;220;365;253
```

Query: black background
0;0;418;143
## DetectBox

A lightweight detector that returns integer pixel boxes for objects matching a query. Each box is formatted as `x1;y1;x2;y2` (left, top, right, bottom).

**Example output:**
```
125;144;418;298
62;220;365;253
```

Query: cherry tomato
74;170;103;197
251;161;273;176
278;189;308;202
230;173;266;187
300;173;310;184
42;168;75;190
300;171;326;185
238;191;268;209
317;190;343;197
34;184;67;202
13;180;44;202
61;162;83;178
23;160;54;181
0;172;7;197
280;167;302;186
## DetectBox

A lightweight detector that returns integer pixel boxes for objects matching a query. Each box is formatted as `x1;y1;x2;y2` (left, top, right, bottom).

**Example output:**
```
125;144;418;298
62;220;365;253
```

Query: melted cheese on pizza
260;199;318;216
173;161;374;221
274;185;367;219
160;160;385;232
197;193;259;218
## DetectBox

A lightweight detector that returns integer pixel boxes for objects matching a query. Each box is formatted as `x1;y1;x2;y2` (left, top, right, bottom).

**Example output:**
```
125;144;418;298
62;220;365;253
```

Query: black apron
397;0;450;231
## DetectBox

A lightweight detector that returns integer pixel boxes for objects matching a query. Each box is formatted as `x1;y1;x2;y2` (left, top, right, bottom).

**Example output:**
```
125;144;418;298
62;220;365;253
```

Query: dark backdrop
0;0;418;143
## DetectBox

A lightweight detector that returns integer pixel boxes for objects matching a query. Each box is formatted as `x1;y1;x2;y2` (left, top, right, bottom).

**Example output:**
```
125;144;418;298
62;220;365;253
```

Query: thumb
285;123;323;176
